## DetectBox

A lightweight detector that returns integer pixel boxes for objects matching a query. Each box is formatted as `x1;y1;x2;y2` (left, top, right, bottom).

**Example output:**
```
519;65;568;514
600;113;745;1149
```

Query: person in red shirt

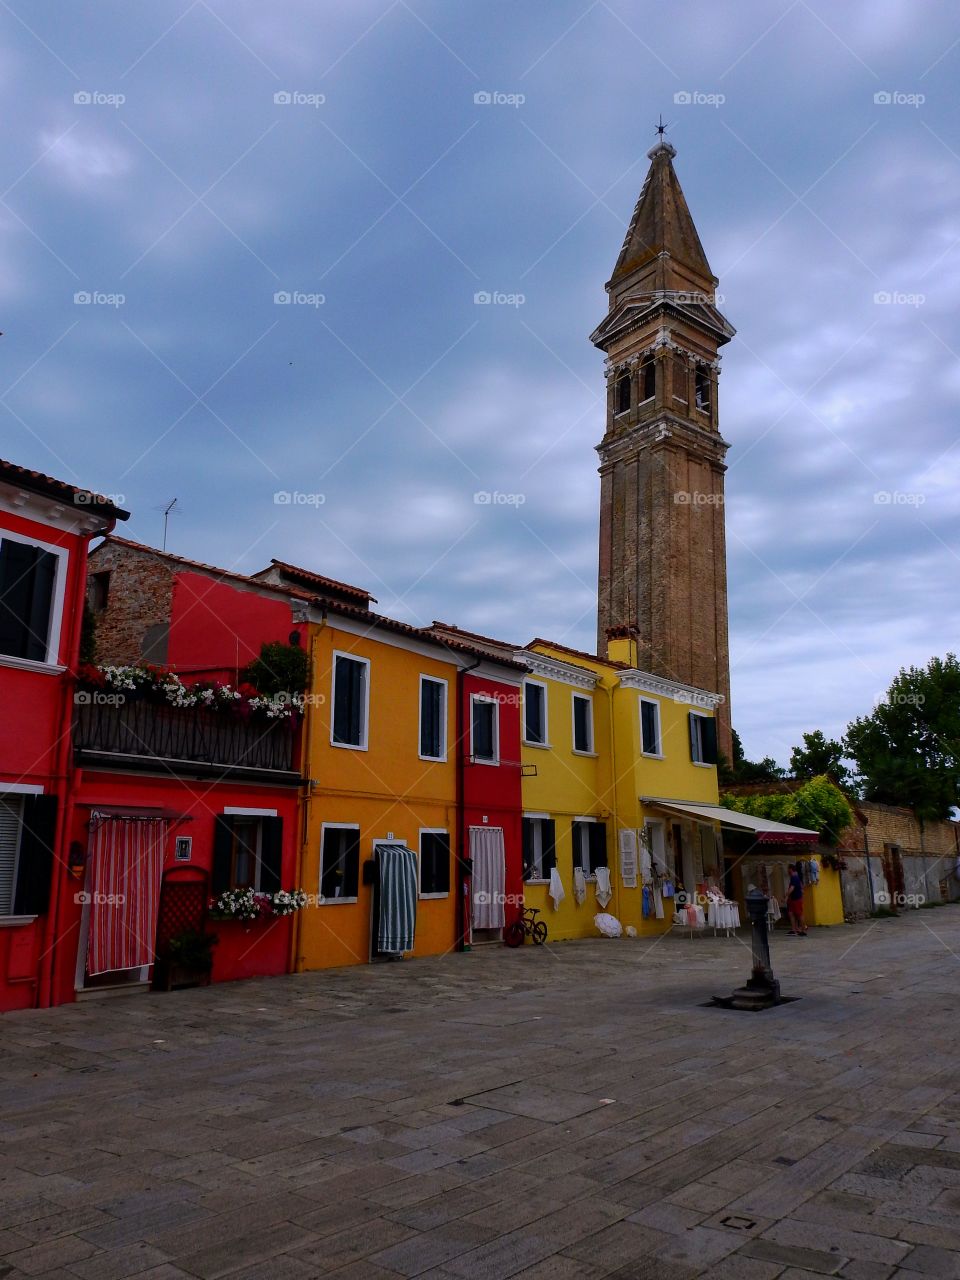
786;863;807;936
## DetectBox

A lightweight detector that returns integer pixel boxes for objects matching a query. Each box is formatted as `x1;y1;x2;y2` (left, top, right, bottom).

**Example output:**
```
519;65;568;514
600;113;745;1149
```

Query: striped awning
376;843;418;955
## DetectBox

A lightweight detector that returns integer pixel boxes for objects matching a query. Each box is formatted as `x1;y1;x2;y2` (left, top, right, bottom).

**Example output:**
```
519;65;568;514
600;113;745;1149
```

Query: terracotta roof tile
0;457;130;520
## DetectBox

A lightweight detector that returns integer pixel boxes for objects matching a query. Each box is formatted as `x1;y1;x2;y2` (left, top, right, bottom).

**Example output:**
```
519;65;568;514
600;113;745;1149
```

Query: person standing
786;863;807;936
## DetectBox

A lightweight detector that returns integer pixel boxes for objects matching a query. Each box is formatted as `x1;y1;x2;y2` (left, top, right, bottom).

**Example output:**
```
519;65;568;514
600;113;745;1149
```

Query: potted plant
156;928;218;991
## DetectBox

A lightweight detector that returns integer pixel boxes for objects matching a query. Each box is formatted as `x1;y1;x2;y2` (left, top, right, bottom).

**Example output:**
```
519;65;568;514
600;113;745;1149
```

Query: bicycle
504;906;548;948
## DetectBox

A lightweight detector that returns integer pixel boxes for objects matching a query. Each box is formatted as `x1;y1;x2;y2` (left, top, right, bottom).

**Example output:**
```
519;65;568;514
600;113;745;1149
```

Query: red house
0;459;128;1012
430;623;524;946
56;537;335;1003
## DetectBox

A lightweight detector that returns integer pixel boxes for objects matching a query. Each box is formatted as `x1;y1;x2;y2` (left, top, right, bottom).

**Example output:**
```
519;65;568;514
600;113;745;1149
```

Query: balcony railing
73;697;296;776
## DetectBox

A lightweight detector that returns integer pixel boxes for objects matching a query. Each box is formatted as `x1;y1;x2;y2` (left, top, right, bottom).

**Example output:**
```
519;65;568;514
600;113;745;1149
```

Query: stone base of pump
708;981;799;1012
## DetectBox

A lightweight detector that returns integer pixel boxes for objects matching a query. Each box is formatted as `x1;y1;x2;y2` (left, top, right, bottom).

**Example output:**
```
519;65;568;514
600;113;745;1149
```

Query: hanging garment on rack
548;867;565;910
809;859;820;884
594;865;612;908
573;867;586;905
662;880;675;898
642;885;652;918
767;896;782;923
653;885;664;918
639;842;653;881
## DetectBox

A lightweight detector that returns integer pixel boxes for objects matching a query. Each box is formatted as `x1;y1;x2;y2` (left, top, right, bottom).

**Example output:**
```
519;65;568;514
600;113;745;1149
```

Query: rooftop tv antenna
162;498;178;551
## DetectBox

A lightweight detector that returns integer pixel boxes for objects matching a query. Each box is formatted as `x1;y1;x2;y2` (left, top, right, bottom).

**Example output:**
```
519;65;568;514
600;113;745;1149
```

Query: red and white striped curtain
87;817;169;976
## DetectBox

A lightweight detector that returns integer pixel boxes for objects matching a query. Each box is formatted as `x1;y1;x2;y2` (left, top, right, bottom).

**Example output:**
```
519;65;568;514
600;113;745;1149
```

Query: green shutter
259;817;283;893
13;794;58;915
688;711;698;762
700;718;718;766
211;816;235;895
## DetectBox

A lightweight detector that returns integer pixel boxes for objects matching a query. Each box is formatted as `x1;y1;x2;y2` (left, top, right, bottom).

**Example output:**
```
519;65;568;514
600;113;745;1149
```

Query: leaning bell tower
592;133;734;758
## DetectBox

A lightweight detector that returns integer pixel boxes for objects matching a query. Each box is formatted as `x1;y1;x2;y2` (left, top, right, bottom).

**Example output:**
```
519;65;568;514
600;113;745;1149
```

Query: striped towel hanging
377;843;418;954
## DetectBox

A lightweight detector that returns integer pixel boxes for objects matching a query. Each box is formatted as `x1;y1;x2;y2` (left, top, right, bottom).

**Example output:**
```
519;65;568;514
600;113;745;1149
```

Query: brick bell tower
592;133;734;759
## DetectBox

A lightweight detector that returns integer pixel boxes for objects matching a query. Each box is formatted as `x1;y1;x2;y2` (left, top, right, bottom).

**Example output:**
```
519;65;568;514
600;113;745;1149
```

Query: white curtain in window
470;826;506;929
88;816;169;975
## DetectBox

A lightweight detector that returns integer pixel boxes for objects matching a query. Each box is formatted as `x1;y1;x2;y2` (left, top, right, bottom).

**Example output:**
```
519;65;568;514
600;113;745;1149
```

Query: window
615;371;631;414
523;681;547;745
212;814;283;896
0;537;59;663
640;357;656;402
419;830;450;897
471;697;498;763
522;816;556;881
695;366;712;413
640;698;662;756
0;797;23;915
689;712;718;765
331;652;369;748
88;570;111;614
572;694;593;754
419;676;447;760
320;824;360;900
572;819;607;876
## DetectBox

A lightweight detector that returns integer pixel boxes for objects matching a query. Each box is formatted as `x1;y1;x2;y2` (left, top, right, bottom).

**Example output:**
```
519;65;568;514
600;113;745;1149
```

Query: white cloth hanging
548;867;565;910
653;885;664;919
594;866;612;908
470;826;506;929
573;867;586;905
639;842;653;881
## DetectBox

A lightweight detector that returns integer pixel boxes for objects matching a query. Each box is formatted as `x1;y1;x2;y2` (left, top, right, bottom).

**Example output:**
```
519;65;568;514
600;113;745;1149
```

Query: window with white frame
689;712;718;765
640;698;662;757
419;676;447;760
523;680;547;745
572;693;593;753
331;653;369;748
0;536;64;665
572;818;607;876
319;824;360;900
471;696;498;763
522;816;556;882
419;829;450;897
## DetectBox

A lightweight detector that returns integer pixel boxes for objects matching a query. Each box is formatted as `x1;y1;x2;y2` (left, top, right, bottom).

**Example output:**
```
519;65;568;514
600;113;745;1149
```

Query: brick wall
87;542;175;665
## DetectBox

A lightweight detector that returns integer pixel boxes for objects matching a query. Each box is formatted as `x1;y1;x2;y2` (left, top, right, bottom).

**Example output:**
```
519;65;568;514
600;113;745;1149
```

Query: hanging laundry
662;880;675;898
653;885;664;918
594;866;612;908
809;859;820;885
573;867;586;905
548;866;565;910
642;884;652;918
639;841;653;882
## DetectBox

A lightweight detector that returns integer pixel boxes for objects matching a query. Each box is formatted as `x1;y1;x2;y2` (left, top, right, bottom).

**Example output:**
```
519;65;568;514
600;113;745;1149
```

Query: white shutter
0;798;23;915
618;828;638;888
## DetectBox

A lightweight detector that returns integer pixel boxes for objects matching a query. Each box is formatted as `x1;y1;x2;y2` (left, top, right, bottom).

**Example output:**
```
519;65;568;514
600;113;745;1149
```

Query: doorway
469;825;506;941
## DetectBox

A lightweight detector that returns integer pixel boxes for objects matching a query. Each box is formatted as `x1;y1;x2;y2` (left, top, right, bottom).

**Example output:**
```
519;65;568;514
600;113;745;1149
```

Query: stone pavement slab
2;912;960;1277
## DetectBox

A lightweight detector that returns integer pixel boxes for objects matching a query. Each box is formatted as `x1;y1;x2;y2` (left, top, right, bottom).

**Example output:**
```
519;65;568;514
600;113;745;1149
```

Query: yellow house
521;635;726;940
292;603;466;971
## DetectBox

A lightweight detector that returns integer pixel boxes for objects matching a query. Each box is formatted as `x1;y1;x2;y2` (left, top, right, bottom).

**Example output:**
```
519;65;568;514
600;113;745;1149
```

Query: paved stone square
3;911;960;1279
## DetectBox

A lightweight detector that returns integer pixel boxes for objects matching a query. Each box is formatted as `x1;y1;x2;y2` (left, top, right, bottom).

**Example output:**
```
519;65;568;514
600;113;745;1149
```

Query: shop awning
640;797;818;845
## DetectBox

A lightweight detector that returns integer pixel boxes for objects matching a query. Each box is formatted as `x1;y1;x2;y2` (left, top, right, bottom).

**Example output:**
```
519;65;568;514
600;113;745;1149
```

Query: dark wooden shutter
344;828;360;898
700;717;718;766
589;822;607;872
211;816;235;895
688;711;698;762
421;680;441;757
13;794;57;915
0;541;56;661
572;821;584;870
542;819;556;874
574;697;590;752
333;657;364;745
259;817;283;893
521;818;533;878
641;701;658;754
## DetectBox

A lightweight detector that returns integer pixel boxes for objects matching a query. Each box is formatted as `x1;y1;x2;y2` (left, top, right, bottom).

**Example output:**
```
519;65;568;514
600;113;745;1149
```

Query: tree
241;641;309;697
721;775;855;846
789;730;851;787
719;729;786;787
844;654;960;822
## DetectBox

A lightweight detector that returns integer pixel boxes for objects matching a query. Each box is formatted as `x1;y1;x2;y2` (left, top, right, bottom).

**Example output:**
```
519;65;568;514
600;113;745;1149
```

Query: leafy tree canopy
844;654;960;822
720;775;855;846
789;730;851;787
241;640;309;697
719;728;786;787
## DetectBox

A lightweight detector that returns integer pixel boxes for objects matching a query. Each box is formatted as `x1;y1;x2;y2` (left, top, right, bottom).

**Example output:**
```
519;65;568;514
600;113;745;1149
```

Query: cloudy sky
2;0;957;764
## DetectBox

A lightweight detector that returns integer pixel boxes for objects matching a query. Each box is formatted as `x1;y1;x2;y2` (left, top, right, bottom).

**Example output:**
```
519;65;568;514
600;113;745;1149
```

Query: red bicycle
504;906;548;947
